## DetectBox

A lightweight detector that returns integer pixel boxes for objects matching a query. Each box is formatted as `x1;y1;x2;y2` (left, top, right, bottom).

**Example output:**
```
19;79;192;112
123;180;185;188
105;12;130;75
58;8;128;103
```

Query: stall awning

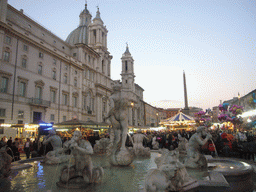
53;118;111;129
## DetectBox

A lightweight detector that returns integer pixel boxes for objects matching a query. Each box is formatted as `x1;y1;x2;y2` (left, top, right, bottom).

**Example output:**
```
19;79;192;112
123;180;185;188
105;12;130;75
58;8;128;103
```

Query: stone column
134;108;138;126
128;107;133;126
0;0;7;23
0;30;4;60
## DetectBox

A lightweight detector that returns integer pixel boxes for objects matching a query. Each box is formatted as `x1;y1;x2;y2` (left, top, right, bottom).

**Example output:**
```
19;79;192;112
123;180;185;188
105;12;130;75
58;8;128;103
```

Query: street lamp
238;92;241;105
156;113;159;127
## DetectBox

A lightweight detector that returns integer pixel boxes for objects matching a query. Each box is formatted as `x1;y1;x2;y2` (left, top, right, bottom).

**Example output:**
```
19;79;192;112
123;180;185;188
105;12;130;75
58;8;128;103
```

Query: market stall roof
160;112;195;125
53;119;110;129
54;118;88;126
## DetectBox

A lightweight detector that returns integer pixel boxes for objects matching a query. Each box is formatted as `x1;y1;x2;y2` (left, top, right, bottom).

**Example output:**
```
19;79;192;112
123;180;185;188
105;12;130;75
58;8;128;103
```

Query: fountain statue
93;137;111;154
57;130;104;188
152;135;159;150
144;148;196;192
105;83;134;166
42;129;70;164
184;126;212;169
177;136;189;163
132;130;150;157
0;141;12;178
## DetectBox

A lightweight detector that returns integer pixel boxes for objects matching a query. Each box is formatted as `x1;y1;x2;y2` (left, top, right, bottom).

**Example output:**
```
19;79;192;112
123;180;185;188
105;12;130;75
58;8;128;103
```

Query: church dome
65;25;88;45
65;3;91;46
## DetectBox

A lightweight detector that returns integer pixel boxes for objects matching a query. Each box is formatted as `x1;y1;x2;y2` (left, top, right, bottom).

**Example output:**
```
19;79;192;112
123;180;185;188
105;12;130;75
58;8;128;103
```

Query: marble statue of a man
57;130;104;188
132;130;150;156
42;129;68;164
184;126;212;169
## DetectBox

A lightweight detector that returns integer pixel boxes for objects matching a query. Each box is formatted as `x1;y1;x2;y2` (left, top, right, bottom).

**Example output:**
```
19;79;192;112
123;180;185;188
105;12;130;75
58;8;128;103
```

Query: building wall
0;3;113;128
144;103;160;127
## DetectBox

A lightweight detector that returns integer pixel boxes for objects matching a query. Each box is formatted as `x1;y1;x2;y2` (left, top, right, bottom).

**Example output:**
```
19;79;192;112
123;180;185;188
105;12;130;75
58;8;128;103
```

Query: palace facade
0;0;160;137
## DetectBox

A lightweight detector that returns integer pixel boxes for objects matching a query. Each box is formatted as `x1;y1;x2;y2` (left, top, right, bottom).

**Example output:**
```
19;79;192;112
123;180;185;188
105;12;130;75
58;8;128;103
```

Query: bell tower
88;6;108;49
121;44;135;92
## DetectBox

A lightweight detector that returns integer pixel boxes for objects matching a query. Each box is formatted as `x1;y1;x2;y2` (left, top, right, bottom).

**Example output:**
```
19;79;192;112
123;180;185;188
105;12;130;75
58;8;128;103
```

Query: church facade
0;1;155;135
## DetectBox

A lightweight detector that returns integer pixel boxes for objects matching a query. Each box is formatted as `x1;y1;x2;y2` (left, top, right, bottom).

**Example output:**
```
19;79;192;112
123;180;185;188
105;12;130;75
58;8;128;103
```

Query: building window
65;65;68;70
84;69;87;78
19;82;26;97
73;53;76;57
92;98;94;112
38;64;42;75
18;110;24;118
63;116;66;121
73;97;78;107
83;95;86;109
35;86;42;100
103;100;106;113
22;58;27;68
75;70;77;75
64;74;67;84
39;52;44;58
50;90;56;103
0;109;6;117
125;61;128;71
63;94;68;105
23;44;28;51
74;78;77;87
5;36;11;44
85;53;87;61
3;51;10;62
0;77;8;93
53;59;57;65
17;120;23;124
50;114;55;121
52;70;56;80
91;72;94;81
102;60;104;73
88;55;90;63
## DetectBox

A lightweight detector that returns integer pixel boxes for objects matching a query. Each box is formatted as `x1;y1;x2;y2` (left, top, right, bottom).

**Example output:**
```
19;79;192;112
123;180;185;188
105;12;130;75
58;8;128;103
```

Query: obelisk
183;70;189;115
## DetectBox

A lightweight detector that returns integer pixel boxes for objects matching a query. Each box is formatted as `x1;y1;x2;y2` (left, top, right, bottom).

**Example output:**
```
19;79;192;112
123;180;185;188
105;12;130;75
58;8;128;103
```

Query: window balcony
27;98;51;107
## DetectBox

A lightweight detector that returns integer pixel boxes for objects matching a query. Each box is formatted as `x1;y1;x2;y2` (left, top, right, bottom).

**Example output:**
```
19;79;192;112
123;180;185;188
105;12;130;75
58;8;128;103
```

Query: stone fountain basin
3;152;255;192
206;158;254;192
183;157;254;192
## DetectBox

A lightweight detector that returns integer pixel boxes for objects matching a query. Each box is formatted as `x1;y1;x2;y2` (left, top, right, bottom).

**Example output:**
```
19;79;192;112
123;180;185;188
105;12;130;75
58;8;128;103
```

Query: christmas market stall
53;118;111;139
160;112;196;131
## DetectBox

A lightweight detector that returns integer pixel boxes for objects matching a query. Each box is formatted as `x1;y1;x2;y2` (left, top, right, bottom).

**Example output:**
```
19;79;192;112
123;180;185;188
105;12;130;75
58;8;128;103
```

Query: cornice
95;83;112;92
0;22;84;70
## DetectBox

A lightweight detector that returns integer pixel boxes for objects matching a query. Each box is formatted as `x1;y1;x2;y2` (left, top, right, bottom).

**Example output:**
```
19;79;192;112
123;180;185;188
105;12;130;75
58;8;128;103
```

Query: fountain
0;141;12;178
132;130;151;157
2;136;255;191
1;113;255;192
56;130;104;188
104;83;135;166
41;129;70;164
93;137;111;154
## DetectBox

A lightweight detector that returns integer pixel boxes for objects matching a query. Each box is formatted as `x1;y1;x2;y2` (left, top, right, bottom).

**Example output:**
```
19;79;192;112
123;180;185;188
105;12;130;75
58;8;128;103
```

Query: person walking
13;138;21;161
24;138;32;159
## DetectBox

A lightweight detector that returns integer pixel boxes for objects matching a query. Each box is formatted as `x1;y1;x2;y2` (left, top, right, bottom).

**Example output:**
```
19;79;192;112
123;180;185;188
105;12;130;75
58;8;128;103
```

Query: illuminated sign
39;123;53;127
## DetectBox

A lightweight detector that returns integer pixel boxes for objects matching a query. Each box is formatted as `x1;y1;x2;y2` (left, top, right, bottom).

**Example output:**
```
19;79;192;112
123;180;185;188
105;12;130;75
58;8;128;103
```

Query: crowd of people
1;128;256;162
133;129;256;162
